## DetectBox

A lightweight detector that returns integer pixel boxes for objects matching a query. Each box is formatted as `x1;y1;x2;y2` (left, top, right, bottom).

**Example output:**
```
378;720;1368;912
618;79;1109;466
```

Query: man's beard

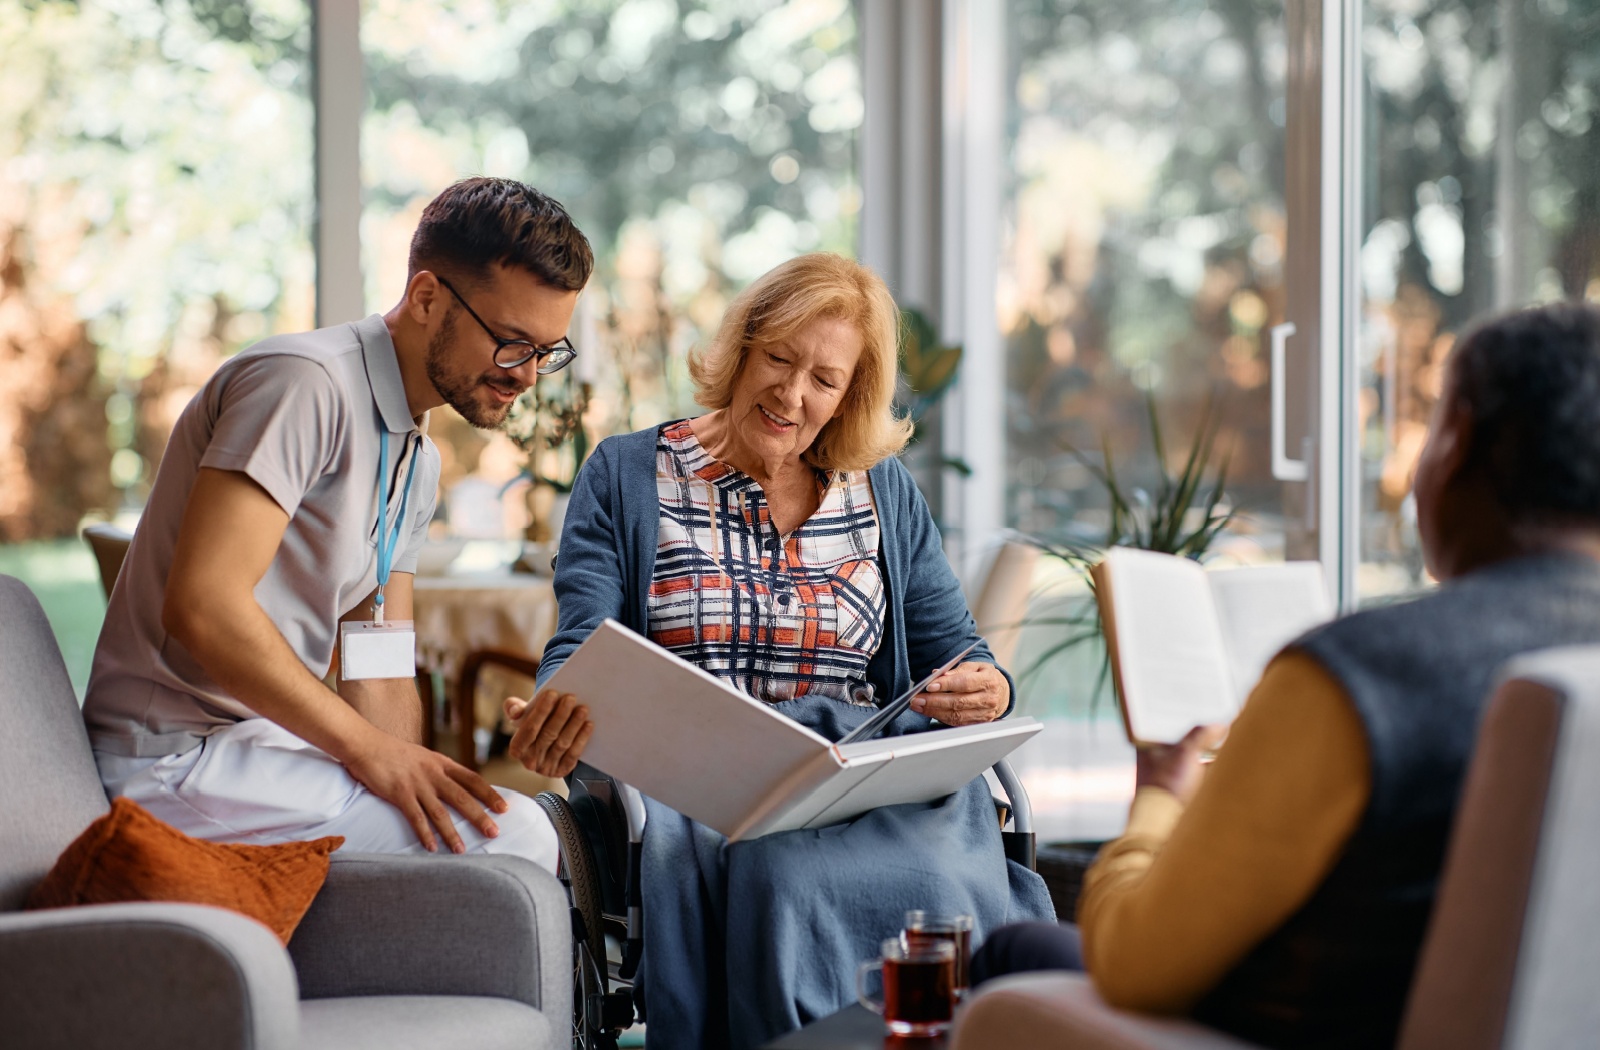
425;313;522;429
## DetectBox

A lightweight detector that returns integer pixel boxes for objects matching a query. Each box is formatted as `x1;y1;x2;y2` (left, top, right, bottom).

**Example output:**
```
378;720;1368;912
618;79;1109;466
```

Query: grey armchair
0;574;572;1050
951;645;1600;1050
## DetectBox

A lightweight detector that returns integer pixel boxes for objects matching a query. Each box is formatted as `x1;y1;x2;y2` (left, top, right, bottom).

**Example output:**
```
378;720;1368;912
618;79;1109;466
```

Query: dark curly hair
1453;301;1600;524
408;177;594;291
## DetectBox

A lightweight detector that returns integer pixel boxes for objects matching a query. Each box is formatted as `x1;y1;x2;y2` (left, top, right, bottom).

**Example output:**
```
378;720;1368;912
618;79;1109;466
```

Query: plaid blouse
647;421;886;705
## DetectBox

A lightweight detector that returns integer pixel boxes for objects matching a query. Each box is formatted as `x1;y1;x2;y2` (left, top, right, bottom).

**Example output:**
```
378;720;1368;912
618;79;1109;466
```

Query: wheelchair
533;758;1039;1050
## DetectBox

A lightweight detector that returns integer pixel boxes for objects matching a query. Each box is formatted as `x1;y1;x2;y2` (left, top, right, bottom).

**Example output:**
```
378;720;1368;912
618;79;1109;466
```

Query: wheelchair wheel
534;791;611;1048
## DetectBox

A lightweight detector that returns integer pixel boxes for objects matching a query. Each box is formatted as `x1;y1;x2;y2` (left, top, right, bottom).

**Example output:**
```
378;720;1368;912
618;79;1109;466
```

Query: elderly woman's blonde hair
688;252;913;472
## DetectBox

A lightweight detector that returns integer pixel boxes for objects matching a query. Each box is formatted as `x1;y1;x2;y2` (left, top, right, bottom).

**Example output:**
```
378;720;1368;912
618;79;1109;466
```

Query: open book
1091;548;1333;747
544;620;1042;841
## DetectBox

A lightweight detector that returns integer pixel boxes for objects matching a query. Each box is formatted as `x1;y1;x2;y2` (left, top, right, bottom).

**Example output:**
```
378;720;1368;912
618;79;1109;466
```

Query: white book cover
1093;548;1333;746
544;620;1042;840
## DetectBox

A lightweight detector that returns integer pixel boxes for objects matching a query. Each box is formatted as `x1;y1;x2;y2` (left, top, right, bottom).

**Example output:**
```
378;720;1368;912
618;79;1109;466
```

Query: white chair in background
970;534;1040;671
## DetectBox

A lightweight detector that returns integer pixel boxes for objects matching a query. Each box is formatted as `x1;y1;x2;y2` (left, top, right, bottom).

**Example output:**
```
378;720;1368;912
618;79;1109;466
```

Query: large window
361;0;861;534
984;0;1600;839
1003;0;1288;549
1356;0;1600;599
0;0;313;690
2;0;859;691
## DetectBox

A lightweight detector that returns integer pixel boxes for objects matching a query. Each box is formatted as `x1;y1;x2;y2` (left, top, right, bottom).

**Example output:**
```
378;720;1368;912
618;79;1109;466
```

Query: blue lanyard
373;429;420;622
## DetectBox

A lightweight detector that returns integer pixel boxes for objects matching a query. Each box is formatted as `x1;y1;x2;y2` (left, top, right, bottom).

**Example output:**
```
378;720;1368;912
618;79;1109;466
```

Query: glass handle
856;960;884;1015
1271;321;1309;482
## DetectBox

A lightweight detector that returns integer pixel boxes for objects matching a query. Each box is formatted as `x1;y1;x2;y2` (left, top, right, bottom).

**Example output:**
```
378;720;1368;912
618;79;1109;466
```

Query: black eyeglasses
435;275;578;375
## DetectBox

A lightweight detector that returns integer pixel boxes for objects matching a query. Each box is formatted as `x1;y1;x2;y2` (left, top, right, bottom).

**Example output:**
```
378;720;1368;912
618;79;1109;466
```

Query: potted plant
1022;390;1238;707
897;306;971;478
501;374;593;562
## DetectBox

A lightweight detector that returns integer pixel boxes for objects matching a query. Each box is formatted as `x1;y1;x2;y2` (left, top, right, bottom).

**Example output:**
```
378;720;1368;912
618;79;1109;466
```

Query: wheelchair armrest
0;902;298;1050
288;852;570;1022
991;758;1033;833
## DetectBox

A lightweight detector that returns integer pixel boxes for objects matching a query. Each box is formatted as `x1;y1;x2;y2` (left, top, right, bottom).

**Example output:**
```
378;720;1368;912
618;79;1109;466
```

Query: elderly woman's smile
724;315;863;474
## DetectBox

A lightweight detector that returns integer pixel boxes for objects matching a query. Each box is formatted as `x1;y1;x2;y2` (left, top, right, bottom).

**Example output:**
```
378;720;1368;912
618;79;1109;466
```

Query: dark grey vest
1194;553;1600;1049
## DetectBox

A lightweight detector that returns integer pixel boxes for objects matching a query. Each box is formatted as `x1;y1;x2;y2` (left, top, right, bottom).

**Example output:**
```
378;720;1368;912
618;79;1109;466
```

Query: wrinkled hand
505;688;594;778
909;662;1009;726
343;731;508;854
1135;724;1229;805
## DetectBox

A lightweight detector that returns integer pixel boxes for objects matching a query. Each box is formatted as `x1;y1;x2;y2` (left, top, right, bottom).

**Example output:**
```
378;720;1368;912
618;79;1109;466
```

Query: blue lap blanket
639;695;1057;1049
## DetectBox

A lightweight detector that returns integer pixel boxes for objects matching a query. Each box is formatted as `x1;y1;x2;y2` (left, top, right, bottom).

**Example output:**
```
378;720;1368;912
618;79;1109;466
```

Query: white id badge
340;620;417;681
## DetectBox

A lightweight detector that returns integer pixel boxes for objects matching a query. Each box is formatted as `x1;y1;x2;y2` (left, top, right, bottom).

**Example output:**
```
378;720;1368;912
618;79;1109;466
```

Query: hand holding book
505;690;594;778
909;662;1009;725
1136;723;1230;804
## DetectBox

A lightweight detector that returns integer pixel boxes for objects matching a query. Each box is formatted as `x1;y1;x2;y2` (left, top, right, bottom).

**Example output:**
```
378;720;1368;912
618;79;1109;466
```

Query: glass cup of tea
902;911;975;999
856;937;957;1037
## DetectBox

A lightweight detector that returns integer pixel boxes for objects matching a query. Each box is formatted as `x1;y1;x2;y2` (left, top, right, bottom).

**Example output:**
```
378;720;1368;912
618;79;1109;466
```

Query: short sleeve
392;440;441;575
199;354;346;516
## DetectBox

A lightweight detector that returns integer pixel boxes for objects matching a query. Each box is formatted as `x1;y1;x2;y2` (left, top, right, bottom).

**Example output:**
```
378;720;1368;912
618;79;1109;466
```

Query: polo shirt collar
356;314;420;435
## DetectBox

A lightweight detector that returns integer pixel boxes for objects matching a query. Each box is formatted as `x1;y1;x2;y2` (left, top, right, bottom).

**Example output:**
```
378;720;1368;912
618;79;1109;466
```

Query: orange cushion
27;798;343;945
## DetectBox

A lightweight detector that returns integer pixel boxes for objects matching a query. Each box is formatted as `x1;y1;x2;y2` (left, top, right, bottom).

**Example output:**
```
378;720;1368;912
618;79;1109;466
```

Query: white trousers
95;718;560;873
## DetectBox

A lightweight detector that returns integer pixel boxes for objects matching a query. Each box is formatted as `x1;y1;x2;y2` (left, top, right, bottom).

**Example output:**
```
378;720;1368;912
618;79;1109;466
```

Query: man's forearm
340;678;425;744
167;594;379;763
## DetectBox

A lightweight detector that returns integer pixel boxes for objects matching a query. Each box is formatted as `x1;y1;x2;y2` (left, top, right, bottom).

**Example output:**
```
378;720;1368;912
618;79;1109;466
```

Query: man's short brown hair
408;177;594;291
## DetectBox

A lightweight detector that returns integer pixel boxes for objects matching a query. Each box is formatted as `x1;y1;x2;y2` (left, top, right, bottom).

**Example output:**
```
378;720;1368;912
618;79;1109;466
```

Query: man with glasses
82;178;595;867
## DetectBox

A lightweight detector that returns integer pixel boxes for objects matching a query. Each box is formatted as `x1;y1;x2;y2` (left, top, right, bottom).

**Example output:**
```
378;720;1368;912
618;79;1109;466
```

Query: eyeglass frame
434;274;578;375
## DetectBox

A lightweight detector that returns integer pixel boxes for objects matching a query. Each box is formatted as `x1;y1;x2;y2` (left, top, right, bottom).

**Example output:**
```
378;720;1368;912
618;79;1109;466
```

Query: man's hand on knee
343;732;508;853
505;688;594;778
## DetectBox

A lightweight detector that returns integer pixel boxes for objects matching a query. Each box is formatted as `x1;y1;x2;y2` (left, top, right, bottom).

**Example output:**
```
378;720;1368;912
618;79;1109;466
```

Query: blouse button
777;593;792;607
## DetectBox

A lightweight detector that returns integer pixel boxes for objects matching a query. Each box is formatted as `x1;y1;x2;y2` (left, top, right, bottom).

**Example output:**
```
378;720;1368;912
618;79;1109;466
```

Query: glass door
992;0;1330;840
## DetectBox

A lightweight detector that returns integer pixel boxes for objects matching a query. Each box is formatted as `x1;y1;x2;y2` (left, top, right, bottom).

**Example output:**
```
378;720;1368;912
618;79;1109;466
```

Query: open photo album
545;620;1041;840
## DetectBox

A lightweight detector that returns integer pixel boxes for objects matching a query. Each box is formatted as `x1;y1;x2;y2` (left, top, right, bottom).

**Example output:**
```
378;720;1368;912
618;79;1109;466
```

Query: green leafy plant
1020;391;1238;703
897;306;971;477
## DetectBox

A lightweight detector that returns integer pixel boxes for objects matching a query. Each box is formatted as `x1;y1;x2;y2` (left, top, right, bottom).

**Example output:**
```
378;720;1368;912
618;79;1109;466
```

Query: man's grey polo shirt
84;314;441;758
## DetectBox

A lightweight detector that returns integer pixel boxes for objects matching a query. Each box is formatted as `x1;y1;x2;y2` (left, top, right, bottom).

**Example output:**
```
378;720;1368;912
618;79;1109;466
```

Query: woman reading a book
504;252;1054;1049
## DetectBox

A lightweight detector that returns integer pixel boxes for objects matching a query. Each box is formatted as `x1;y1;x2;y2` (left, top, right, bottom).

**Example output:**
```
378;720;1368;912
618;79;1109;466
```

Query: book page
1207;562;1333;704
1098;548;1236;746
544;620;836;838
805;718;1044;829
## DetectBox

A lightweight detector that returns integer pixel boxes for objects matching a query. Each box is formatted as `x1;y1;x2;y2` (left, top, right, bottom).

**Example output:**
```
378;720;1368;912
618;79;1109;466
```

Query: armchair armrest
287;852;570;1021
951;973;1261;1050
0;902;298;1050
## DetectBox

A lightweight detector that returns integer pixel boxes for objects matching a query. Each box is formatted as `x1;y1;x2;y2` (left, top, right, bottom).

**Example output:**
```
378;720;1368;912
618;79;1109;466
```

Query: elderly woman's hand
504;688;594;778
909;662;1009;726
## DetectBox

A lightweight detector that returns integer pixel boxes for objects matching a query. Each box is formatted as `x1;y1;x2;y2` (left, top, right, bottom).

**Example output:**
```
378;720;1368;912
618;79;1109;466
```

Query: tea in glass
903;910;974;996
857;937;956;1036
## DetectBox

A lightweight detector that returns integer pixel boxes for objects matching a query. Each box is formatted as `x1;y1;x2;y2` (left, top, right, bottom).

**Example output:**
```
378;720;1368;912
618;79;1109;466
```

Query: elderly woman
508;252;1053;1047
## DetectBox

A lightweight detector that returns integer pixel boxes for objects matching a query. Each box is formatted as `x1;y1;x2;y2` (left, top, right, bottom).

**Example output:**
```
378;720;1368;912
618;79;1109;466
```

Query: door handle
1271;321;1308;482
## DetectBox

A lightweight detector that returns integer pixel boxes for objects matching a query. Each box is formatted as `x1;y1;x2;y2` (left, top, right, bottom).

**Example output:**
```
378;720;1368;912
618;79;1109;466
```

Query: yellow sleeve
1076;650;1371;1014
